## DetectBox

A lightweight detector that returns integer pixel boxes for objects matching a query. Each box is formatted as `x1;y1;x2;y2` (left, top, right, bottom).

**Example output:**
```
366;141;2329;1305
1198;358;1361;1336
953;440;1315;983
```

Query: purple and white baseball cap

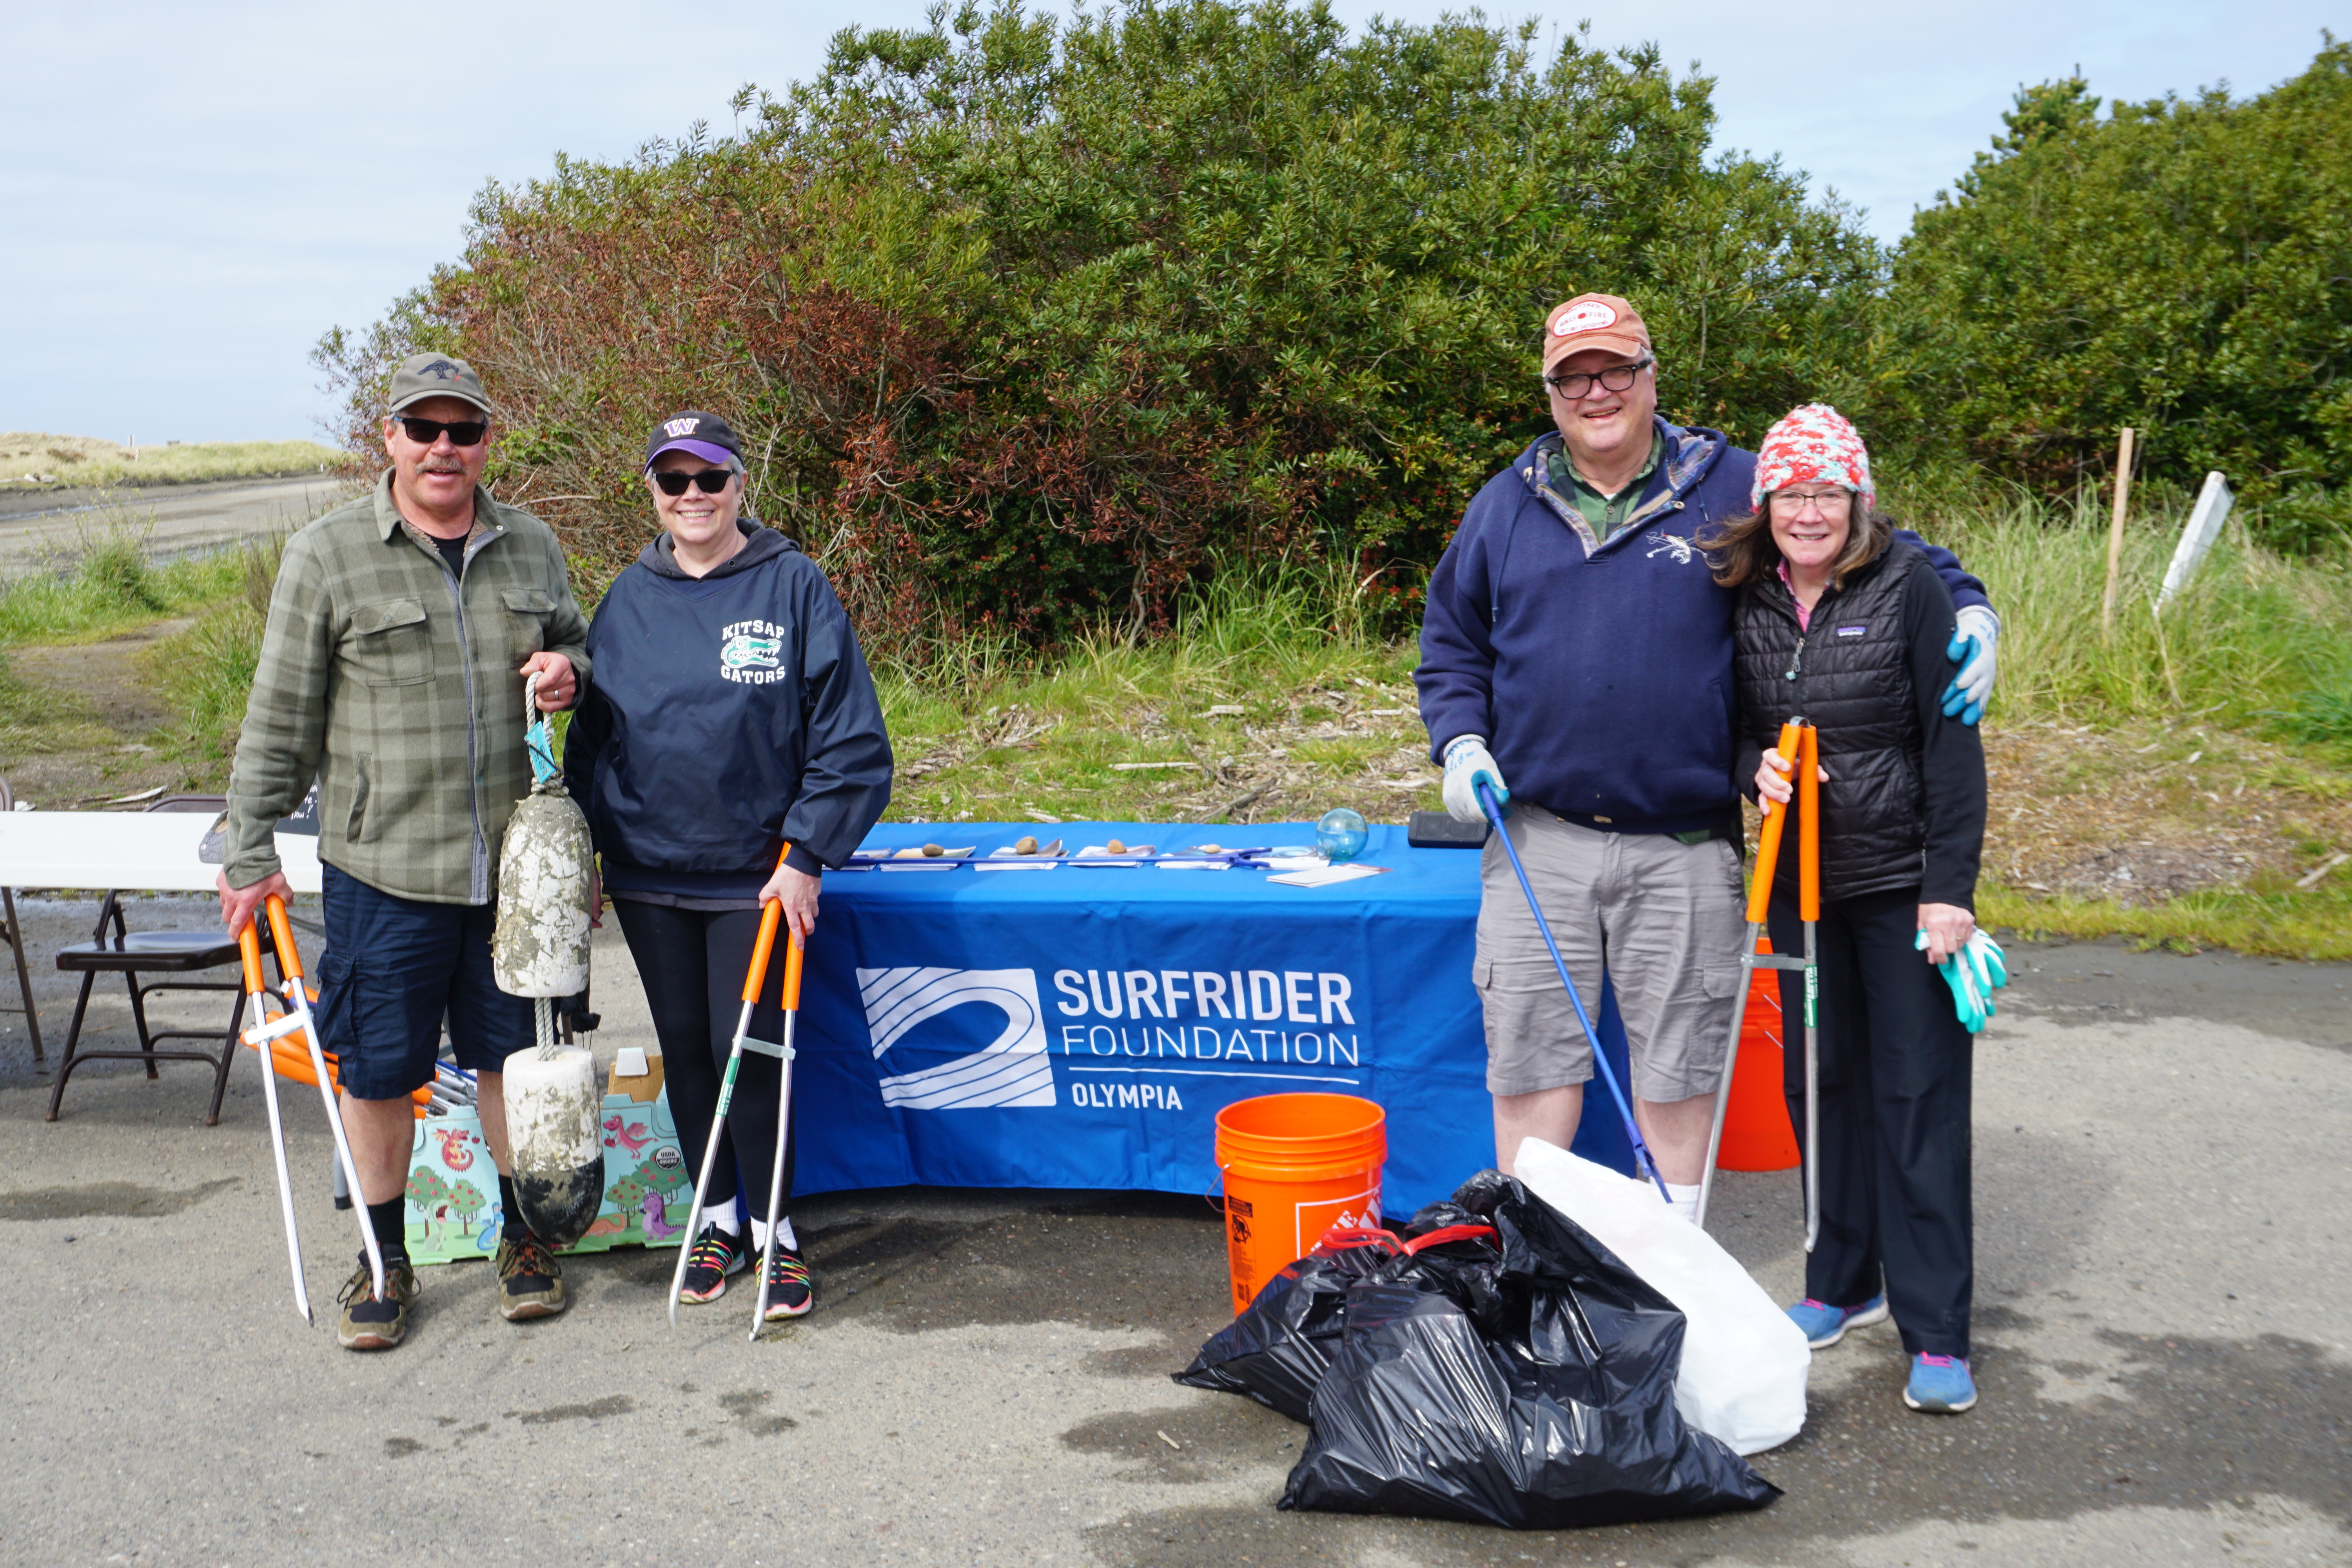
643;410;744;470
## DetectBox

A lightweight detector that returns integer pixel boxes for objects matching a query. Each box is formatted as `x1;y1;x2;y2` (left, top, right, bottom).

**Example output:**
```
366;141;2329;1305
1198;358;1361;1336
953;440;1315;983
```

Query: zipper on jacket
430;533;492;905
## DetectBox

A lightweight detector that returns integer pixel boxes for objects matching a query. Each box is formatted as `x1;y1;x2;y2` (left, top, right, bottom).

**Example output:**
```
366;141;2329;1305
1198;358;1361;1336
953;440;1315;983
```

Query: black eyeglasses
390;415;487;446
651;468;734;496
1544;355;1654;399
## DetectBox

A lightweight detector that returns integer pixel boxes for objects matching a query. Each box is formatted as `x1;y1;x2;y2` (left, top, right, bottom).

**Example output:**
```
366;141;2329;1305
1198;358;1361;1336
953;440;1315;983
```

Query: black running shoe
495;1232;567;1321
760;1244;814;1321
336;1253;419;1350
677;1224;748;1305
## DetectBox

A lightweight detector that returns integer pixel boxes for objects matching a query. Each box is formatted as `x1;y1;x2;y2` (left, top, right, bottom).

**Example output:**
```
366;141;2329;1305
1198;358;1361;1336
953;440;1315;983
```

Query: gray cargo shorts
1474;811;1746;1103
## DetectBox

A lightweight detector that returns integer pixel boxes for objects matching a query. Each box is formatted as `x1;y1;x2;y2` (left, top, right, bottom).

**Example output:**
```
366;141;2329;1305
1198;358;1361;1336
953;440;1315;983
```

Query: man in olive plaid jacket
219;353;592;1350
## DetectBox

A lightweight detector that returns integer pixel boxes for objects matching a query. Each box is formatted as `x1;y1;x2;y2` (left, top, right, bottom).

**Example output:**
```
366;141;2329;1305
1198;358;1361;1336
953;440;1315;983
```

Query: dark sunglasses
391;415;487;446
652;468;734;496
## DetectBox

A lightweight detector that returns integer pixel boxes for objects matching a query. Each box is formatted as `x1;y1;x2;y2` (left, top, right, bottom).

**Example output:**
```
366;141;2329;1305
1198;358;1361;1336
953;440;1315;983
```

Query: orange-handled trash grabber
748;933;807;1339
667;842;804;1332
1797;723;1823;1253
239;921;310;1322
244;1030;430;1109
239;894;385;1316
1696;720;1824;1237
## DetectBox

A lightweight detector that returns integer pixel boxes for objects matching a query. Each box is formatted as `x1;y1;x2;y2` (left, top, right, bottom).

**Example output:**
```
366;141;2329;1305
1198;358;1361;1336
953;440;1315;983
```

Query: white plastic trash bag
1512;1137;1810;1455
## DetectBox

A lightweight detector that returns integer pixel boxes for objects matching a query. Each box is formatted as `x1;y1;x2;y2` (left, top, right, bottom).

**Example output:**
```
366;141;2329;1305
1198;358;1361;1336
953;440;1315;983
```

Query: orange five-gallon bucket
1215;1093;1387;1315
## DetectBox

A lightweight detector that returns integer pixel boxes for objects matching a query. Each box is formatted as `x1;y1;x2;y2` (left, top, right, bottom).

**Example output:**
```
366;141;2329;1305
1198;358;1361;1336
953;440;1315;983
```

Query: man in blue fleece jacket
1415;293;1999;1216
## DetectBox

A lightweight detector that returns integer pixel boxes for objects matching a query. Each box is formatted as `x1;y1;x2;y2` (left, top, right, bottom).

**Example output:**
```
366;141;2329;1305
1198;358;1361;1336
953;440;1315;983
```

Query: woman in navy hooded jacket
564;410;892;1321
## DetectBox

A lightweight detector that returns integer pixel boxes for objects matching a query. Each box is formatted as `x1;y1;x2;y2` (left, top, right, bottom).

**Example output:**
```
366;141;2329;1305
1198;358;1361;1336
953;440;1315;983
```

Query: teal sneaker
1904;1353;1977;1412
1785;1294;1889;1347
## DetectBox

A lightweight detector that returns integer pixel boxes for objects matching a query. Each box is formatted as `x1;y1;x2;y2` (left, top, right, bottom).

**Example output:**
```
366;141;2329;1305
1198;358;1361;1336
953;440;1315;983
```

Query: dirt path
0;618;214;808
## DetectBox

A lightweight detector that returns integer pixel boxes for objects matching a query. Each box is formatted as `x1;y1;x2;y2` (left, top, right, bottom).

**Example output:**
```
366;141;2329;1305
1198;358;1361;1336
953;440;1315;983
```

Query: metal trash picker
1694;720;1825;1250
238;894;386;1321
1475;780;1674;1203
663;842;807;1336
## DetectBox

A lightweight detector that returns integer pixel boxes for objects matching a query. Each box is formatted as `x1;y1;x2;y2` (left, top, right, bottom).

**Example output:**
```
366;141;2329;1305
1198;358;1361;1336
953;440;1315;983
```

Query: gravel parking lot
1;898;2345;1566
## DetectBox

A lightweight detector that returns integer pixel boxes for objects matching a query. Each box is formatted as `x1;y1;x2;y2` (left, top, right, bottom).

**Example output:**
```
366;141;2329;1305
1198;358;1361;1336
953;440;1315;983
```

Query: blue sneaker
1784;1294;1890;1347
1904;1353;1977;1413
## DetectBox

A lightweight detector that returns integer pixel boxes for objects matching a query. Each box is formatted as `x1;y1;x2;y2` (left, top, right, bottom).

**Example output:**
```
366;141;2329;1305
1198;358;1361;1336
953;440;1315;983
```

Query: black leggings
1768;885;1974;1359
613;900;798;1226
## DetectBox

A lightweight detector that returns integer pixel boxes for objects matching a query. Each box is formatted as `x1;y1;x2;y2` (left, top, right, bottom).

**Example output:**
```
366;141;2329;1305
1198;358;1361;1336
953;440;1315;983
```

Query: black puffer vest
1735;540;1926;902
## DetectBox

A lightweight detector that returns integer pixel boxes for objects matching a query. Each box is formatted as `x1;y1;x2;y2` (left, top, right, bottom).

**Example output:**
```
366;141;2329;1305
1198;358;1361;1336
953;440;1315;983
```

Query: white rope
535;996;556;1059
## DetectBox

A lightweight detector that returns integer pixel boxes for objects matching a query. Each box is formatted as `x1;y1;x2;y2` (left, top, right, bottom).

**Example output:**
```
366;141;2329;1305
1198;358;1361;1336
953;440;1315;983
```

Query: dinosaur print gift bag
404;1055;690;1265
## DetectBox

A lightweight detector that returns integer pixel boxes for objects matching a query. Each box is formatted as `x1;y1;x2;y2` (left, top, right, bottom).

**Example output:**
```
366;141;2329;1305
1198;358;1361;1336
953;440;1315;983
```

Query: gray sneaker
337;1254;419;1350
495;1233;567;1321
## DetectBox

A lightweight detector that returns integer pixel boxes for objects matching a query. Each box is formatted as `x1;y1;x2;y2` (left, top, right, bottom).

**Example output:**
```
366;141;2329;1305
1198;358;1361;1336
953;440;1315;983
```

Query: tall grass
0;432;341;489
146;535;284;764
1929;490;2352;733
0;514;253;644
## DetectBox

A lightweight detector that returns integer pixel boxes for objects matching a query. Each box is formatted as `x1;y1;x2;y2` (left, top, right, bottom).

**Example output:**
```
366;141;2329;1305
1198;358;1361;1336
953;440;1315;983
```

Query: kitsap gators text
1050;968;1361;1111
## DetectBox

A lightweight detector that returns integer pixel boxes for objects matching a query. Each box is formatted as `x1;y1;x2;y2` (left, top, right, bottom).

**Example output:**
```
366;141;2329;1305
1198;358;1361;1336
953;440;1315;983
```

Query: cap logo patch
662;417;702;438
1554;300;1618;337
418;359;464;381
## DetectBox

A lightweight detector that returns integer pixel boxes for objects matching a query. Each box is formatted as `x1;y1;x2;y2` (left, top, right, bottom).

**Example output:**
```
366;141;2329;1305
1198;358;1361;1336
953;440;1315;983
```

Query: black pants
613;900;798;1227
1768;885;1974;1358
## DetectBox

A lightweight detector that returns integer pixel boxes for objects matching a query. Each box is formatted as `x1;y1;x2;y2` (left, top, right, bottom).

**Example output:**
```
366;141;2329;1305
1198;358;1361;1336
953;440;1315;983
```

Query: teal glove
1917;929;2008;1033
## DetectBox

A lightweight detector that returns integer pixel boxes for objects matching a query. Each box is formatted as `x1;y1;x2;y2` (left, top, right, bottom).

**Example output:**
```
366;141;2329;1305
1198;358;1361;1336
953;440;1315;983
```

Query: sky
0;1;2339;445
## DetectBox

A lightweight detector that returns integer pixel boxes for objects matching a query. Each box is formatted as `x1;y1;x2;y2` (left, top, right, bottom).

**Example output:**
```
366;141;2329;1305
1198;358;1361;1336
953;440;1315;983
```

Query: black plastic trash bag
1278;1180;1780;1530
1173;1229;1401;1421
1174;1172;1517;1421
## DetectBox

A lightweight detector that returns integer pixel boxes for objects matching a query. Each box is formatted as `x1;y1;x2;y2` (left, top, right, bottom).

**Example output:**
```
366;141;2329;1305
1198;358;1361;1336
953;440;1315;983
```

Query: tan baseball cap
1541;293;1650;374
387;352;491;417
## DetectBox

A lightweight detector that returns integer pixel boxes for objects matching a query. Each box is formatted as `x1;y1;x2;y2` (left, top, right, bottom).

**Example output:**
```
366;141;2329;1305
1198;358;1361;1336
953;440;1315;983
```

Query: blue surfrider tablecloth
783;822;1639;1214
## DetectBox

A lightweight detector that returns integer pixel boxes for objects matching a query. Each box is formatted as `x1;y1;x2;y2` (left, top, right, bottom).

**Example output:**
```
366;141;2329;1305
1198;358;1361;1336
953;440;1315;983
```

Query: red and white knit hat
1752;403;1875;512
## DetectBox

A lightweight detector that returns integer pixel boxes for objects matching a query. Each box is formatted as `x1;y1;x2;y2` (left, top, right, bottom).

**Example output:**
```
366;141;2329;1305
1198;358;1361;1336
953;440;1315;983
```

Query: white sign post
2156;471;2233;610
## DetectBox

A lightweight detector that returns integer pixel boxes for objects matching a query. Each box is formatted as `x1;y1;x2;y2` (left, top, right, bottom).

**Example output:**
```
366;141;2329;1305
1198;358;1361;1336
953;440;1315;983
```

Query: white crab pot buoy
502;1040;606;1247
493;787;593;998
493;732;603;1247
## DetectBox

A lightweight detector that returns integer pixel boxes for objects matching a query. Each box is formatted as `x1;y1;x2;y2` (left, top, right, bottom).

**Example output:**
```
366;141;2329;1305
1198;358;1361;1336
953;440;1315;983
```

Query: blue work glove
1917;929;2008;1033
1940;604;2000;725
1441;735;1509;824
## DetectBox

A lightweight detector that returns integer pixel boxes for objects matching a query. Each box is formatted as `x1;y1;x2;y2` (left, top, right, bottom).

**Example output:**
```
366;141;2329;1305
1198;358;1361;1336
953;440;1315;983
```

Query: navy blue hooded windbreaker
1415;418;1989;834
563;521;893;899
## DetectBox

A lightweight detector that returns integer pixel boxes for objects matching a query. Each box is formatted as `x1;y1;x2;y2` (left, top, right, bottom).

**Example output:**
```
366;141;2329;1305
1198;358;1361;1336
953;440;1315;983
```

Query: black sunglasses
652;468;735;496
391;415;487;446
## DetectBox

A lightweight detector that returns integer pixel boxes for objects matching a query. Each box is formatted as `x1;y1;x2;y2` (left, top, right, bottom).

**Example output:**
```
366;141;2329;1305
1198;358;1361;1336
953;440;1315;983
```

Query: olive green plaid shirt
224;471;591;904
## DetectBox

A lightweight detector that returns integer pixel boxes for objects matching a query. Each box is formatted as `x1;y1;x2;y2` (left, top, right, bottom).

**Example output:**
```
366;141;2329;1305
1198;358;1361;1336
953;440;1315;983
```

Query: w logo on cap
662;417;702;438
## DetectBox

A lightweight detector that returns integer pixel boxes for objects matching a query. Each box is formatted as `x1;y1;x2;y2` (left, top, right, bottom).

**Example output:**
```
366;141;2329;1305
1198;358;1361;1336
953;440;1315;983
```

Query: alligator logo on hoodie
719;622;783;683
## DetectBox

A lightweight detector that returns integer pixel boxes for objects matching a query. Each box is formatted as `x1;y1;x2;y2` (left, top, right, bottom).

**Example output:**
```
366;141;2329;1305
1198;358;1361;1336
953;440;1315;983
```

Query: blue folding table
787;822;1638;1214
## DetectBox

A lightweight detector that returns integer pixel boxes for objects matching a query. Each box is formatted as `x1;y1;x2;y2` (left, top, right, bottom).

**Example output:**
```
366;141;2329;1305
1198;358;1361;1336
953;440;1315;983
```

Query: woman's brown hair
1700;492;1893;592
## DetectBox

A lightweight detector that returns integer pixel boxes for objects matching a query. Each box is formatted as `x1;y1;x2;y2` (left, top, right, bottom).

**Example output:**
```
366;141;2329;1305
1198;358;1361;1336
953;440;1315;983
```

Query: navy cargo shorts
312;862;534;1101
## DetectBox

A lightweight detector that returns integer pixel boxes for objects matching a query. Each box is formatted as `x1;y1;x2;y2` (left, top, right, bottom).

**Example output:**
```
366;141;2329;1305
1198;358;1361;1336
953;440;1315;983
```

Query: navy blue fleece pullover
1415;419;1988;833
563;522;893;898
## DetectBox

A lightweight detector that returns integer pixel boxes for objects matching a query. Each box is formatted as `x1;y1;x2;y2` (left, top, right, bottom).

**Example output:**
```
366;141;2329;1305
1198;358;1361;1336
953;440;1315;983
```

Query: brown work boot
495;1232;567;1321
336;1253;419;1350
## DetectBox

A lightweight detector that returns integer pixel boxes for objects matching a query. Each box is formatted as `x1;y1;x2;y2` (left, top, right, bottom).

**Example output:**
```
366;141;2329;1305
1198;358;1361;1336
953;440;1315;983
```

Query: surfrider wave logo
859;967;1057;1109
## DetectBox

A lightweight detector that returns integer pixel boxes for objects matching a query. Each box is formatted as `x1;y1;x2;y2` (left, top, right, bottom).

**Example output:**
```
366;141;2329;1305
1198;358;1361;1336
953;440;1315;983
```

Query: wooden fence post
2100;427;2136;631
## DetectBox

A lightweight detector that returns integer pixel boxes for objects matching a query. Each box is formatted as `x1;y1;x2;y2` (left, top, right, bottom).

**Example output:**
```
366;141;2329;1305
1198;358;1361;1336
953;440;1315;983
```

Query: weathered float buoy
495;679;604;1249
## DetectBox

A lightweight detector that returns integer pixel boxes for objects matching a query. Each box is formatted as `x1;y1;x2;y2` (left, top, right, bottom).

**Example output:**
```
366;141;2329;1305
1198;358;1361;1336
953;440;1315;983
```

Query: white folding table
0;811;322;1122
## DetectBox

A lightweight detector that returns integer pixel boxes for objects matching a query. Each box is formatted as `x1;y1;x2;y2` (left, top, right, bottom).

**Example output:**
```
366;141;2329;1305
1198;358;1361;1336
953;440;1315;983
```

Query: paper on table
1265;862;1388;888
976;846;1060;871
1071;844;1155;866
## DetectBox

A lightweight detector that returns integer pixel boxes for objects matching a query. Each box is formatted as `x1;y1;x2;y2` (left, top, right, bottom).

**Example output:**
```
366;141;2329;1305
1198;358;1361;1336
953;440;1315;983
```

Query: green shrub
317;0;1884;644
1884;44;2352;538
